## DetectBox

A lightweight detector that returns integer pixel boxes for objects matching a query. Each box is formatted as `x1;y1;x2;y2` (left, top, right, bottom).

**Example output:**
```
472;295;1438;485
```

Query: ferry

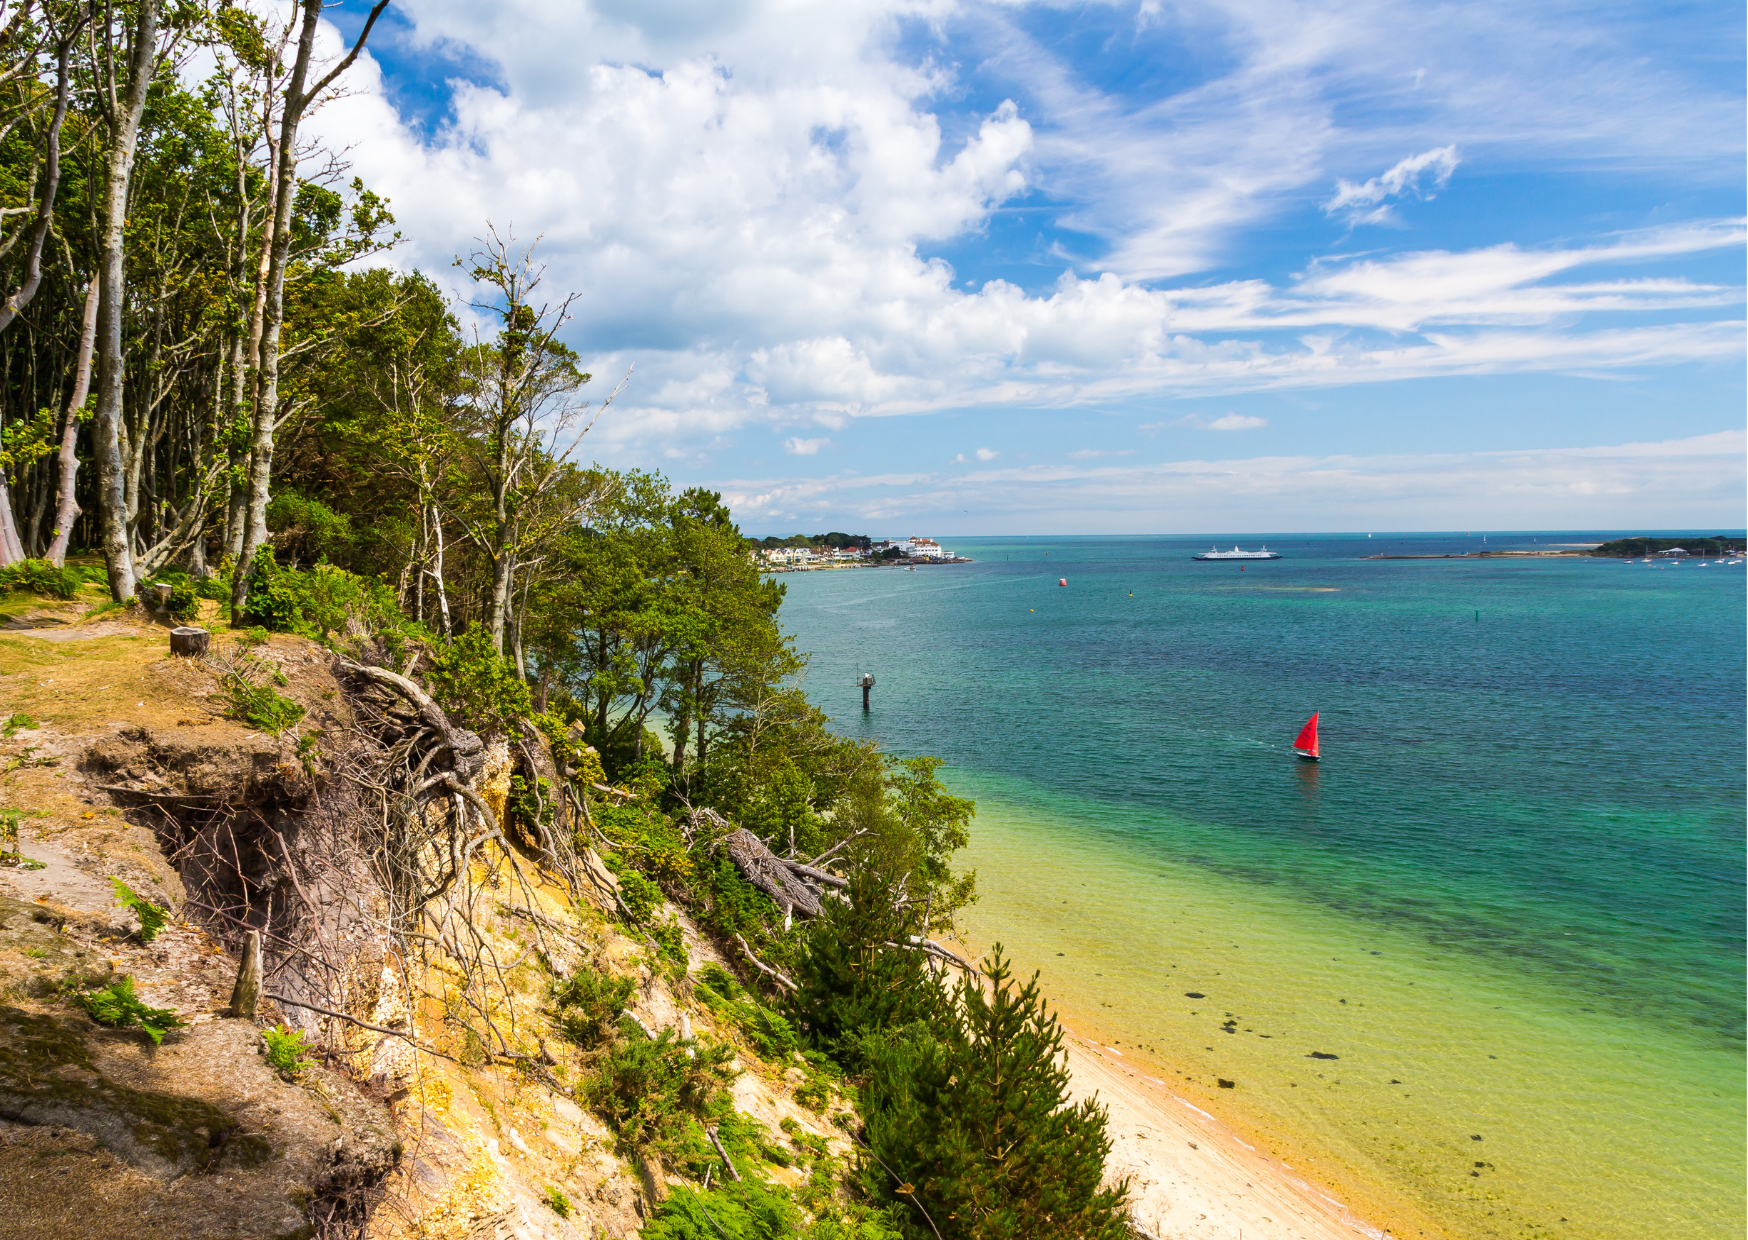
1193;545;1281;561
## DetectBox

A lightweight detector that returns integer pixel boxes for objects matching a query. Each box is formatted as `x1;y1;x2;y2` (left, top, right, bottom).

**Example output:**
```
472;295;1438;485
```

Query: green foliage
609;859;666;924
165;578;200;621
550;965;636;1050
263;1025;312;1078
110;878;169;943
641;1178;801;1240
214;656;307;736
584;1028;737;1160
697;963;800;1061
267;491;354;563
789;866;946;1074
76;976;185;1045
0;809;44;869
644;1175;901;1240
858;947;1129;1240
2;713;36;737
543;1186;571;1219
426;625;531;736
0;558;79;600
239;550;401;642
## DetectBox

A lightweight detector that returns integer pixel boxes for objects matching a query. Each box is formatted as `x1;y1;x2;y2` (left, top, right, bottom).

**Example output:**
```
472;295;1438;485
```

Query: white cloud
1202;414;1269;431
284;2;1745;466
1325;146;1460;225
721;431;1747;532
1067;448;1134;459
975;447;999;461
784;436;830;455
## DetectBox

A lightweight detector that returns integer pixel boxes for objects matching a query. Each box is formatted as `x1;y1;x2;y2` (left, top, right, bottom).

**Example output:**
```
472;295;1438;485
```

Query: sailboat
1293;712;1320;761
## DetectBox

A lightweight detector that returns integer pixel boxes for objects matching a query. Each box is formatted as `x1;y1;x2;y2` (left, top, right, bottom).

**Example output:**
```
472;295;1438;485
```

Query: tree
860;947;1130;1240
789;862;946;1073
232;0;389;615
451;228;621;654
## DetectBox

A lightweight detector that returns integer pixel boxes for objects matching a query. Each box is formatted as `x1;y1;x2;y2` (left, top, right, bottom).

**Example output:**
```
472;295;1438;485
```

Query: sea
774;532;1745;1240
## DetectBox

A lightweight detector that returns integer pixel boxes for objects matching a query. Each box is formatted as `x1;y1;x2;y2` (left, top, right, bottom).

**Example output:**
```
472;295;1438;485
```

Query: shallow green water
776;533;1745;1240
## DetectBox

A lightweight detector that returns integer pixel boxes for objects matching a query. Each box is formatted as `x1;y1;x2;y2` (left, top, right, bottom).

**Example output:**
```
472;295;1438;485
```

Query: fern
110;877;169;943
77;976;185;1045
262;1025;311;1078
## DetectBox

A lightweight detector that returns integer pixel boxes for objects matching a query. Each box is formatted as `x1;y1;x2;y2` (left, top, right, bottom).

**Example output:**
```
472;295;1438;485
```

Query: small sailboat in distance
1293;712;1320;761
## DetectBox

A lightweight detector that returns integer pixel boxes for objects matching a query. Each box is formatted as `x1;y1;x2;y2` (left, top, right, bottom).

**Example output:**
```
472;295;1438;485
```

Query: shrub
551;965;636;1050
2;712;36;737
262;1024;312;1078
425;625;530;736
110;877;169;943
165;578;199;621
240;550;400;641
266;491;353;562
76;976;185;1044
213;657;306;735
0;558;78;599
697;964;800;1061
584;1029;737;1160
542;1186;571;1219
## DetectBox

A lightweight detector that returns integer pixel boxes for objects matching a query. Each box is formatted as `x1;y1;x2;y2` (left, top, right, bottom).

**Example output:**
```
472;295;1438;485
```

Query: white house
760;546;813;566
903;536;949;559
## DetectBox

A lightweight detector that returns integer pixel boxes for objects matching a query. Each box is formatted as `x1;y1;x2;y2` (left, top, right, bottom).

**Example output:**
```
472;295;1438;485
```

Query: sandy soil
1063;1030;1390;1240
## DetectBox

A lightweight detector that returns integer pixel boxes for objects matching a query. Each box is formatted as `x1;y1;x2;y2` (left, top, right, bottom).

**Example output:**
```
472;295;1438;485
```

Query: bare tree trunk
0;29;77;567
93;0;162;602
429;503;451;634
233;0;389;618
45;281;100;566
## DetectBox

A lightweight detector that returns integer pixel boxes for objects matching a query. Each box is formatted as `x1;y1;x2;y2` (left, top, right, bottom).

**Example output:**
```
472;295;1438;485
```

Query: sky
303;0;1744;535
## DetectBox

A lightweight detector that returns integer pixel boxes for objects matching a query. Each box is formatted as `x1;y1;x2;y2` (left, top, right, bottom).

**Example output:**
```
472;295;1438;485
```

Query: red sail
1293;712;1319;756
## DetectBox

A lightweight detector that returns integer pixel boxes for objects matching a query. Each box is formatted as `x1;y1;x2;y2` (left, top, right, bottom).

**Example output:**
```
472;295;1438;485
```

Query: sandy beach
1061;1029;1393;1240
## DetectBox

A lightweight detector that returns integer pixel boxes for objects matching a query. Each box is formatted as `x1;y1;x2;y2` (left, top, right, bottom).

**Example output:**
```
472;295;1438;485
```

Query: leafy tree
859;947;1129;1240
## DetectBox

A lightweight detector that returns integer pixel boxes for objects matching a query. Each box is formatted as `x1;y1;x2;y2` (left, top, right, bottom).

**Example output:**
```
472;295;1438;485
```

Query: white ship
1192;545;1281;561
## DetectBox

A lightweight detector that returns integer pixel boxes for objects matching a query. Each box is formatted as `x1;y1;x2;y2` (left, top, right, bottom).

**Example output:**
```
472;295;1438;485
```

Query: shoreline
1053;1011;1429;1240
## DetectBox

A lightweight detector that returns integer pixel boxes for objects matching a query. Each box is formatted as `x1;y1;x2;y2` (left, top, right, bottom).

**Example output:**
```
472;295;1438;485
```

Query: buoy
1058;578;1067;586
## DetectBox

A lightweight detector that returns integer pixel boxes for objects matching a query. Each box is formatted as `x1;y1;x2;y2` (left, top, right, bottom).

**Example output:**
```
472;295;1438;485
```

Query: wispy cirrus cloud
719;431;1747;532
1325;146;1460;226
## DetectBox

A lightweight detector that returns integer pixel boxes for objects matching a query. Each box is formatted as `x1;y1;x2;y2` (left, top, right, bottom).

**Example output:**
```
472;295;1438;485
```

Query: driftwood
722;828;824;918
783;859;848;889
169;626;209;658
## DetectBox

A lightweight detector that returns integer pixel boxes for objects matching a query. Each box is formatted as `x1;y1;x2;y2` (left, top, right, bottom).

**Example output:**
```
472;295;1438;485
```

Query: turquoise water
775;534;1746;1240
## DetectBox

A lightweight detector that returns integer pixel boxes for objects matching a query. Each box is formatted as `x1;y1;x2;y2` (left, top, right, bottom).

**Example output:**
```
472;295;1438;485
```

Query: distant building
904;536;949;559
760;546;813;565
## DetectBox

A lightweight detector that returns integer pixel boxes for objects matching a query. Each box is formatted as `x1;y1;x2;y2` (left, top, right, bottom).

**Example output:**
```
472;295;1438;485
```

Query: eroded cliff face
0;613;850;1240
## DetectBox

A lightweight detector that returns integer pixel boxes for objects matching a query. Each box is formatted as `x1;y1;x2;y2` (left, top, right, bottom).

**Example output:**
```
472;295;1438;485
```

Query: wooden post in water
859;672;875;711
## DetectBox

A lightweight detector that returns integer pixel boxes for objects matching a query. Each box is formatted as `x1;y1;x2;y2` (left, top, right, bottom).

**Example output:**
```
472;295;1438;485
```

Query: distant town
746;532;970;570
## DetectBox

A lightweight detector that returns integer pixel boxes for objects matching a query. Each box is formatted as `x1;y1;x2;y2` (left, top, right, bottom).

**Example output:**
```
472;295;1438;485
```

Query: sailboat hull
1293;748;1319;761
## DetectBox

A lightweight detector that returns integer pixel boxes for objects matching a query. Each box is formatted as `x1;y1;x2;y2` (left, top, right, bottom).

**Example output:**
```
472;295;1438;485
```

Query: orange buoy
1058;578;1067;586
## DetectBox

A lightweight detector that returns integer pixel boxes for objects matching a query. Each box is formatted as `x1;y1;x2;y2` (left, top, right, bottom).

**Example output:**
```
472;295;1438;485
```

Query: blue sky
312;0;1745;534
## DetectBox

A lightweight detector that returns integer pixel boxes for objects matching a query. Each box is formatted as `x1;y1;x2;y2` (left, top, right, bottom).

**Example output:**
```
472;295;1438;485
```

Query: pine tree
789;861;946;1072
861;947;1129;1240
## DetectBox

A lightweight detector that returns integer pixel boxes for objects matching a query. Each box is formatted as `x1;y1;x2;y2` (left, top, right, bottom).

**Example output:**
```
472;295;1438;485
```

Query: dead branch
733;933;797;992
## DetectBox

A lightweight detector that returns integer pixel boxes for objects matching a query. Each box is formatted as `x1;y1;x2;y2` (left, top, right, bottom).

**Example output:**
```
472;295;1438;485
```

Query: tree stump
148;582;172;608
229;929;262;1019
169;626;210;658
